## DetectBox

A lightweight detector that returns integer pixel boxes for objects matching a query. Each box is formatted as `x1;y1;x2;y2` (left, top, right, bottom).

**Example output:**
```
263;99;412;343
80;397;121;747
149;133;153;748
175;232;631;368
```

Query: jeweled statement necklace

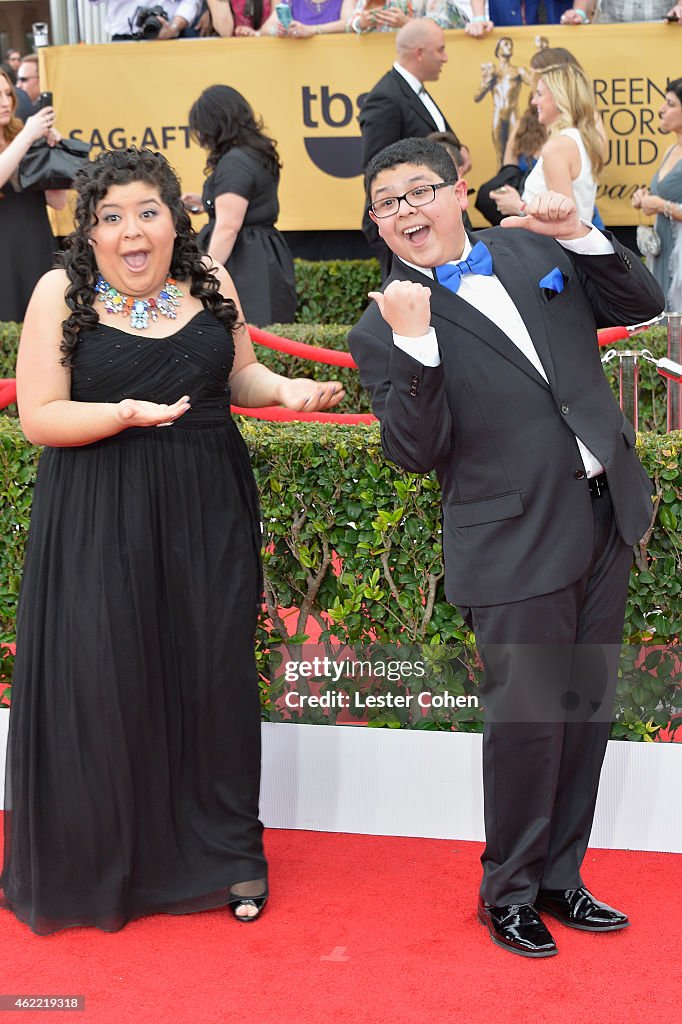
95;275;183;330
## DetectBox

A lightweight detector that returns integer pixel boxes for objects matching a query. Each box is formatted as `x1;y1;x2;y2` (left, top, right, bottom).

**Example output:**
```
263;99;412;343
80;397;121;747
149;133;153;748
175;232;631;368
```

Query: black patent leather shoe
477;898;558;957
535;887;629;931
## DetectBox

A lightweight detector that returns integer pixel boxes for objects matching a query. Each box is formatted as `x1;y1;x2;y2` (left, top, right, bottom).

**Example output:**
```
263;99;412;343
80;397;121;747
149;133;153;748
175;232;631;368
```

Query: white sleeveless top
522;128;597;223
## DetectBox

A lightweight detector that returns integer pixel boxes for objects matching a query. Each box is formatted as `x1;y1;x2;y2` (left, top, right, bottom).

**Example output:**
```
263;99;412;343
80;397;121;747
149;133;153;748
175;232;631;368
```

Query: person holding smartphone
0;68;67;322
259;0;355;36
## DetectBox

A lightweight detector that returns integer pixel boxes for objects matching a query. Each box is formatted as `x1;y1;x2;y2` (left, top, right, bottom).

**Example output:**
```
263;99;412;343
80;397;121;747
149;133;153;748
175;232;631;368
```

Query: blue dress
488;0;570;23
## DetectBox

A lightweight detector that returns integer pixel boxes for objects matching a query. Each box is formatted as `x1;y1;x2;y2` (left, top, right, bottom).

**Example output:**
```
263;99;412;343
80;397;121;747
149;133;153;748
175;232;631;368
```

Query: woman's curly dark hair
60;147;239;364
188;85;281;178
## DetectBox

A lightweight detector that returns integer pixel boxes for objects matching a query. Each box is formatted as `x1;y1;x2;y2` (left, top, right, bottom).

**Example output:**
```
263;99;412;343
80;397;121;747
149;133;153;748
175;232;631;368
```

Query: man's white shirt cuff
393;327;440;367
558;224;614;256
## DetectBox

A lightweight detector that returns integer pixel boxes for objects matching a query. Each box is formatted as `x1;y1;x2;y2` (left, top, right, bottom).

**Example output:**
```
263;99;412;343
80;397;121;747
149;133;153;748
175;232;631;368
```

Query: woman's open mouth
122;250;150;272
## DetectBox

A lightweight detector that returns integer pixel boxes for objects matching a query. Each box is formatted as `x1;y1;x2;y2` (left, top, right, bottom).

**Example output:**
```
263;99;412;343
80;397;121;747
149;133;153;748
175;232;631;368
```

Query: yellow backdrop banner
41;25;679;234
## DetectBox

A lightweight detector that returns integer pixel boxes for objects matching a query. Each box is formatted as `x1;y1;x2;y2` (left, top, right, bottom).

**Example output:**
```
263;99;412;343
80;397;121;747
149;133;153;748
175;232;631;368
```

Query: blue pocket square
539;268;565;294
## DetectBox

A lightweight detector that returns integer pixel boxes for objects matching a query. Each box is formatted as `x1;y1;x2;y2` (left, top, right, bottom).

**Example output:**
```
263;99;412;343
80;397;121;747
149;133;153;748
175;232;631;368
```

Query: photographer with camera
99;1;202;40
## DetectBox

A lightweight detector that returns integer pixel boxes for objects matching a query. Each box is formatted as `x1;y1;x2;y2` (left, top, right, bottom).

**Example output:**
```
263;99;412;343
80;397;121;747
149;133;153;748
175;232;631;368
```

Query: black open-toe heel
228;894;268;923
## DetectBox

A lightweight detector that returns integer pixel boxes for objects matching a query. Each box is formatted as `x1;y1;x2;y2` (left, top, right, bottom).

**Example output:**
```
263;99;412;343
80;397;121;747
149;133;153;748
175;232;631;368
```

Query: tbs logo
302;86;366;179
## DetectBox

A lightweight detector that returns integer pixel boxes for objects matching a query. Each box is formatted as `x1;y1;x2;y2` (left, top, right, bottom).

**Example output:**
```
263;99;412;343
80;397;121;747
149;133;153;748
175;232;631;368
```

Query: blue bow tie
435;241;494;294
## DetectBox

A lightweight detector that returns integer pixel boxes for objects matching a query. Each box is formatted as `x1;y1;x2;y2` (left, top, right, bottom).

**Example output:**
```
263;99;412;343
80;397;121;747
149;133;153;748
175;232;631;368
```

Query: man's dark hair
364;137;457;201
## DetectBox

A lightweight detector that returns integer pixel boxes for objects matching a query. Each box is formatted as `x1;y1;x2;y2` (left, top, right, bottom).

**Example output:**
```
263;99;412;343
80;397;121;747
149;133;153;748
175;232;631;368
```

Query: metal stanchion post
618;352;639;430
667;312;682;431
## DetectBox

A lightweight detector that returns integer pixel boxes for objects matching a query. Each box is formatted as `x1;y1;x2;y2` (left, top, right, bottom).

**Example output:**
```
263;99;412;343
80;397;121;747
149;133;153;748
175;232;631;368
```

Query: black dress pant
459;486;633;906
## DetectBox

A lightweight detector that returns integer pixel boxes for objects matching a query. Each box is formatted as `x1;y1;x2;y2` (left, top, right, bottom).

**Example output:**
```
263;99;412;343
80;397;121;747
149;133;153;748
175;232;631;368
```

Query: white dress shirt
393;63;447;134
393;226;615;477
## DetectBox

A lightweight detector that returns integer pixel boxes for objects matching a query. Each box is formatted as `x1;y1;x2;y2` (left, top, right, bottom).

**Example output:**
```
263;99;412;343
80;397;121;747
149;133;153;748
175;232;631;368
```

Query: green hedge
2;415;680;740
294;258;381;324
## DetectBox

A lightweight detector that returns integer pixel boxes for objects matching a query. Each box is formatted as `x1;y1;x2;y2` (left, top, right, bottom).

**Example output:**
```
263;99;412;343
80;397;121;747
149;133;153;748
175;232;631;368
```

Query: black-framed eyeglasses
369;180;457;219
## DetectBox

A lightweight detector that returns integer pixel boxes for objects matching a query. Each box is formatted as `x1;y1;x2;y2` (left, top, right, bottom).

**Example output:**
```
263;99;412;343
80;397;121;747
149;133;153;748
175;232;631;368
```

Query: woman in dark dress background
0;147;343;935
182;85;296;326
0;69;67;323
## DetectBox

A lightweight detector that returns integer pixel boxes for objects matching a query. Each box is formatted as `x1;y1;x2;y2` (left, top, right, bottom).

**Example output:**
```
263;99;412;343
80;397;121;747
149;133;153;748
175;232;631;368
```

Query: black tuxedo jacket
349;229;665;607
359;69;453;170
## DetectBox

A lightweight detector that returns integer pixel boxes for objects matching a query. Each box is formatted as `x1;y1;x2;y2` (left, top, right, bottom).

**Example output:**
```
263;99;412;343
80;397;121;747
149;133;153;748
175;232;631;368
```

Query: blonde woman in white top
491;62;603;223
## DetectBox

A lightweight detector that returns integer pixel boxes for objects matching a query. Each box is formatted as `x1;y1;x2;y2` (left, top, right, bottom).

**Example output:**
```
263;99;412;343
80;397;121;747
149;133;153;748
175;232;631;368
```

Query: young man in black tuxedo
349;138;664;958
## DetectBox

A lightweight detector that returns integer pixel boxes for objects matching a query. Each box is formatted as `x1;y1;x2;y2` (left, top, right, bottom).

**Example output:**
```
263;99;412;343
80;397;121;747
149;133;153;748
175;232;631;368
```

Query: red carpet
1;820;679;1024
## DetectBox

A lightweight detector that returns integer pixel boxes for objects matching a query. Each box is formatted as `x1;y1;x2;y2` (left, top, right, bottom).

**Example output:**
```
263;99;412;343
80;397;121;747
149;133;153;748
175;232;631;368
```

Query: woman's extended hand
631;187;647;210
277;378;345;411
181;192;204;213
465;19;494;36
118;395;191;427
639;192;665;217
490;185;523;216
560;8;589;23
286;19;316;37
370;8;409;27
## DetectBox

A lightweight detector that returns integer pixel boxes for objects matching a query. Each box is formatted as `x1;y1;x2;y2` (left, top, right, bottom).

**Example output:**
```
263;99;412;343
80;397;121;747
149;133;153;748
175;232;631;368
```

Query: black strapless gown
0;309;267;934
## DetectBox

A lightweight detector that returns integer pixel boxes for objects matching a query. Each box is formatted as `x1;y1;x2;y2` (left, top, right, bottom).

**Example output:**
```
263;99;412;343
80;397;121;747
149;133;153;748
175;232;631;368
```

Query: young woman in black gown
182;85;297;327
0;148;343;935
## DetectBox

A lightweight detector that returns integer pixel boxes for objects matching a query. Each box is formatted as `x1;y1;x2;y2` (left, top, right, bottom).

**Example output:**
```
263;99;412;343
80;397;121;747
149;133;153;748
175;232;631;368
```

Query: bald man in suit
359;19;468;275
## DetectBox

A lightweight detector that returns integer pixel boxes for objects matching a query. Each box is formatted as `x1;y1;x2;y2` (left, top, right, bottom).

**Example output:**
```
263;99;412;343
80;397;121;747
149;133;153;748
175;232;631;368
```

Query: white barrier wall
1;713;680;853
260;723;682;854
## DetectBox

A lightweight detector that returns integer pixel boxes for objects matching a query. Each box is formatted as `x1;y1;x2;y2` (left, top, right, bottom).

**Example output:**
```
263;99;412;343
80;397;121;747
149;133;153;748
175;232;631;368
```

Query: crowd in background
1;6;682;321
4;0;682;43
100;0;682;39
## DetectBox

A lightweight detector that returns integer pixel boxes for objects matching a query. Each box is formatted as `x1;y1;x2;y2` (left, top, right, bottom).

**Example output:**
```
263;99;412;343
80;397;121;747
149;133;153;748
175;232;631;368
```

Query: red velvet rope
232;405;375;424
0;380;17;409
596;327;630;346
248;325;357;367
